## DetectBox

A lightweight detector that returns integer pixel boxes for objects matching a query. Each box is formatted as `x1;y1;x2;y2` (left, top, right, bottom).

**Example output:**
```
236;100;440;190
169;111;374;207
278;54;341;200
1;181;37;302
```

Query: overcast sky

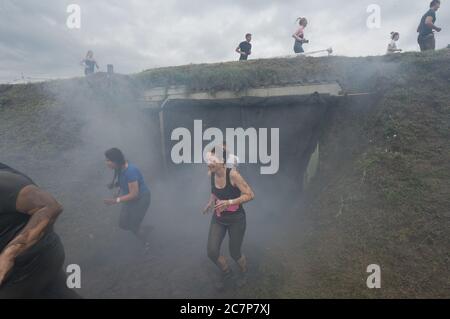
0;0;448;83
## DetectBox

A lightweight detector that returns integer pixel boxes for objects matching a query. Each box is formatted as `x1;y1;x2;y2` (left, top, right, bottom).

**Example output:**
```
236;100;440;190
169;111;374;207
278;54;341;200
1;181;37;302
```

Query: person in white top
387;32;402;54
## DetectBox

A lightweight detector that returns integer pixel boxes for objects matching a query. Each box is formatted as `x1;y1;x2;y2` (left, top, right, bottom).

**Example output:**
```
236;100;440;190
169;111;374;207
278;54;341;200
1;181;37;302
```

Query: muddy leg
217;255;231;272
207;218;232;290
235;255;248;288
236;255;247;273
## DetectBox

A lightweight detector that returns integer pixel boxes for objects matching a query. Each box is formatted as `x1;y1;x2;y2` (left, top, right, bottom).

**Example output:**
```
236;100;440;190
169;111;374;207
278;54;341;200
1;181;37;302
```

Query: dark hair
245;33;252;38
209;145;227;164
221;147;227;163
105;148;126;189
296;17;308;26
430;0;440;7
391;31;399;39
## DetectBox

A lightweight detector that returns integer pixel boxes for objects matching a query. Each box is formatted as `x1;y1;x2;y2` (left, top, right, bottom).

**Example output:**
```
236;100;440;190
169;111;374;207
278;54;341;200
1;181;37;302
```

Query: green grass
1;49;449;298
133;50;450;93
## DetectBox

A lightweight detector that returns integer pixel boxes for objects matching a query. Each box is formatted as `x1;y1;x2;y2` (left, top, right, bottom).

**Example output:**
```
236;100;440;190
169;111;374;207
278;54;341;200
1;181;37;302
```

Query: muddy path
53;164;309;299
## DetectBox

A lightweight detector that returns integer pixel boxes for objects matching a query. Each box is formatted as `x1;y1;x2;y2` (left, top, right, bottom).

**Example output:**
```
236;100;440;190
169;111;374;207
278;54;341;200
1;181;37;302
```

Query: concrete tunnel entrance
142;82;344;207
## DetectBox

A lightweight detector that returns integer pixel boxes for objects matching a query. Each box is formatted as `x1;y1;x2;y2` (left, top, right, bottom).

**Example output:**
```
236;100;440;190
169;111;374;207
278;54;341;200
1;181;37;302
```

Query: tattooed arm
0;185;63;286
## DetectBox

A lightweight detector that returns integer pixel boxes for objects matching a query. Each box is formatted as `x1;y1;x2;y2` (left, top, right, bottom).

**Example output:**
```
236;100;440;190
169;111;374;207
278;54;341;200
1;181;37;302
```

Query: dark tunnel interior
148;94;333;217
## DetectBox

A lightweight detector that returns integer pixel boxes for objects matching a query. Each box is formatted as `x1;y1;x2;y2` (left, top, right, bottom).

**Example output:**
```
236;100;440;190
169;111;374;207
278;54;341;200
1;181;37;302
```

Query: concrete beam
142;82;343;108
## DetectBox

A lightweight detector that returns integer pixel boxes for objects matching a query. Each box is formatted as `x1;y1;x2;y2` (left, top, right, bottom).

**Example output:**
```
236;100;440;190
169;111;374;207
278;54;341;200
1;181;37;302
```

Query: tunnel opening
145;93;337;218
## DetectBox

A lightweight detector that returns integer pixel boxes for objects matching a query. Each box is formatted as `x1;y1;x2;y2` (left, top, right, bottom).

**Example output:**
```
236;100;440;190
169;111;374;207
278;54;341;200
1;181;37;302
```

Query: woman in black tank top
203;148;255;290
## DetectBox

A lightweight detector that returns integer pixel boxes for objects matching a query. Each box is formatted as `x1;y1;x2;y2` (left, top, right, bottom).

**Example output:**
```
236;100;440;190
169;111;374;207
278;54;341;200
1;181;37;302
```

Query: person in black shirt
417;0;442;51
236;33;252;61
0;163;79;298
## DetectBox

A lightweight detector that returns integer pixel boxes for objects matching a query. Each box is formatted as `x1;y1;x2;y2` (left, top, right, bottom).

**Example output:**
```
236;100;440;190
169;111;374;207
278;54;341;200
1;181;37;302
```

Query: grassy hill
0;50;449;298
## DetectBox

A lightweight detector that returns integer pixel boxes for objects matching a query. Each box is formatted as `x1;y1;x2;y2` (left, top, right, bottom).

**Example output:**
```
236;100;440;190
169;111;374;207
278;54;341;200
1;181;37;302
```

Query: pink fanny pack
212;194;239;217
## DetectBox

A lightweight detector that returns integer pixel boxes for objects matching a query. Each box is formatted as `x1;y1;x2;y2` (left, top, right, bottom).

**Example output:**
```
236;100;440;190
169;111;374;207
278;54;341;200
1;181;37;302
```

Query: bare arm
2;185;62;259
292;27;304;41
104;181;139;205
215;171;254;212
229;170;255;205
236;46;246;55
292;33;302;41
387;44;401;53
0;185;63;285
203;193;215;214
118;182;139;202
425;16;441;31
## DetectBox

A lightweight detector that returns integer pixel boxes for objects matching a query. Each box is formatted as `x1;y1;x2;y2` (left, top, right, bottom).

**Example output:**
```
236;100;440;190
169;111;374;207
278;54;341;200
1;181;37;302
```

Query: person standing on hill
80;50;99;76
293;17;309;54
236;33;252;61
417;0;442;51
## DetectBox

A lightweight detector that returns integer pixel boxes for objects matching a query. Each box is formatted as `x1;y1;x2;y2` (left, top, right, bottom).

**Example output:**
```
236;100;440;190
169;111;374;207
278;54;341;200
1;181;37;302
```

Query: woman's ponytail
391;31;399;40
296;17;308;26
105;148;126;190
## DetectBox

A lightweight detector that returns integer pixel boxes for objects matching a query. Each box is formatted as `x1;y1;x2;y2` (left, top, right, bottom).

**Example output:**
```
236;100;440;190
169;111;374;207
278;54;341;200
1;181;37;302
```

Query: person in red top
292;17;309;53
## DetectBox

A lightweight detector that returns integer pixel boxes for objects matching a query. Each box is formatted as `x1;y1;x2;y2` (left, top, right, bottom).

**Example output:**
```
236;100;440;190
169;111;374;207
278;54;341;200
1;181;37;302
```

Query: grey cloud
0;0;448;83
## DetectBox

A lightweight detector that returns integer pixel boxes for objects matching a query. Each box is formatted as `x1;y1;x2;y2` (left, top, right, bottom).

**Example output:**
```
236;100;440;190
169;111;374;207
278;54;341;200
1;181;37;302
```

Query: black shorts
119;191;151;233
418;33;435;51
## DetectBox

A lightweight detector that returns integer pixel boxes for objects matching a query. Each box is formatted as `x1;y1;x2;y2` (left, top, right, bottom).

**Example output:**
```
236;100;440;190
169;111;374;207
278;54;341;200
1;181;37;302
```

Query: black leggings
207;211;246;263
119;191;151;234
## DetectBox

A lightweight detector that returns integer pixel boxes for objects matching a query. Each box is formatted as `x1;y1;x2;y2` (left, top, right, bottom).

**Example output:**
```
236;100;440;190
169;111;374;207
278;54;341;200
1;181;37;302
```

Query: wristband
116;197;121;203
228;199;233;205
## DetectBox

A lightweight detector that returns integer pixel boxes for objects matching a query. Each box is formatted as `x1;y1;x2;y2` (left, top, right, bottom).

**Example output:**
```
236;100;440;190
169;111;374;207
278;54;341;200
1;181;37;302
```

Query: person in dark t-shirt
417;0;442;51
236;33;252;61
80;50;99;76
0;163;79;299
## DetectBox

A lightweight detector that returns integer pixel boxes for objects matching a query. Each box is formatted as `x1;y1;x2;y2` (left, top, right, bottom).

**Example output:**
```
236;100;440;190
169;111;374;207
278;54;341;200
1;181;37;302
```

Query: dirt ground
1;51;449;298
53;165;308;299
